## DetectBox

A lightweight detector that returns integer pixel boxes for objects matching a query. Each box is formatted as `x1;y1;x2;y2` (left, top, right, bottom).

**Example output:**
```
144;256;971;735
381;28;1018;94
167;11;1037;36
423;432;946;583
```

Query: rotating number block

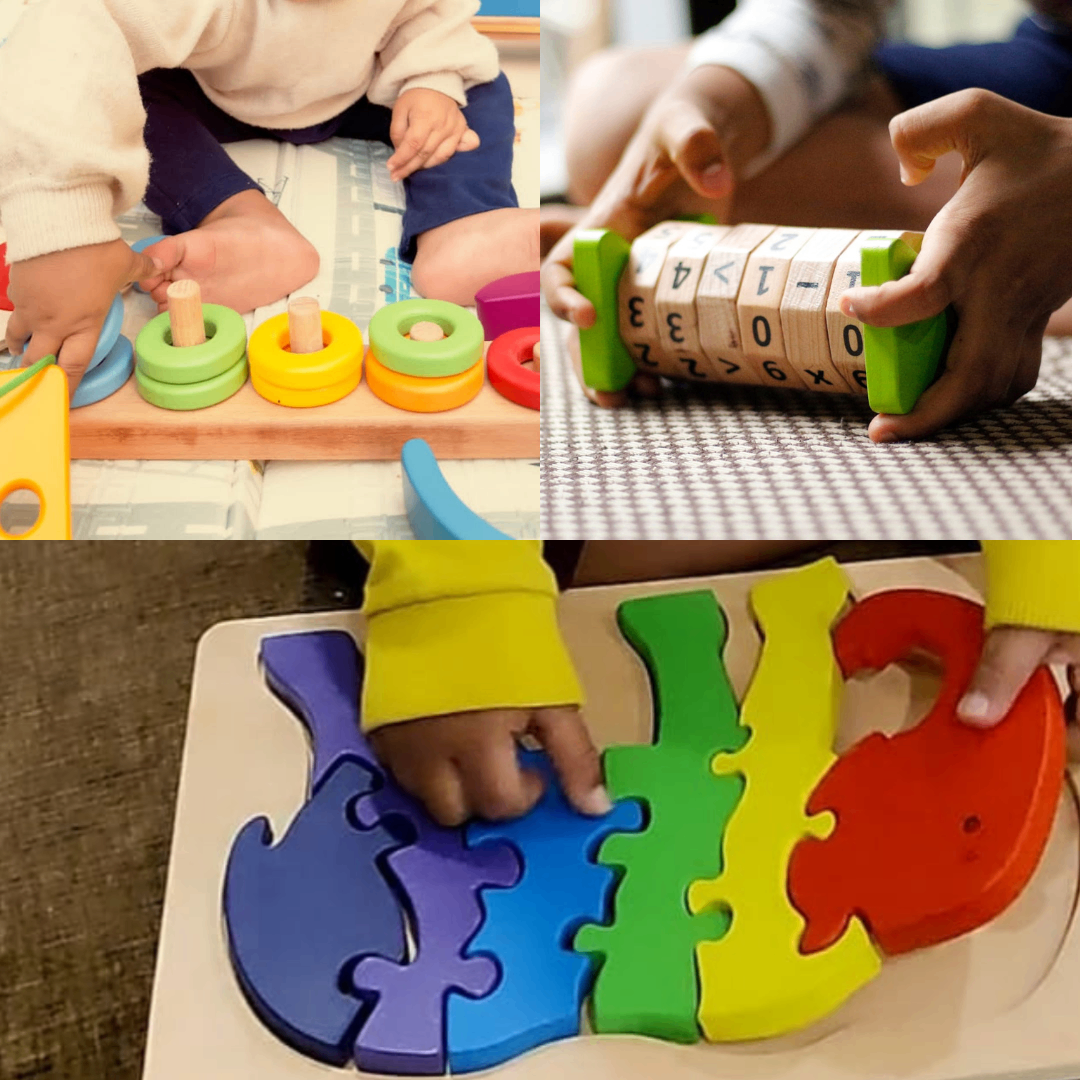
487;326;540;411
779;228;859;394
654;224;729;382
134;281;248;410
366;352;484;413
367;299;483;378
695;223;775;387
736;226;816;385
248;302;363;408
620;223;692;377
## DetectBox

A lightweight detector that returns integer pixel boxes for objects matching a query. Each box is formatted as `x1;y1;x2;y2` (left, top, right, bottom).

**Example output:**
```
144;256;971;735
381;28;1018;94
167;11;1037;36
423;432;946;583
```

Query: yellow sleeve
354;541;584;730
982;541;1080;634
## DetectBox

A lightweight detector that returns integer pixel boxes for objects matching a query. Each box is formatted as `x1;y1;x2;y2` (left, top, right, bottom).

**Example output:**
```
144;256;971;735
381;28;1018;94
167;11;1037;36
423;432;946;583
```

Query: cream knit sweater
0;0;499;262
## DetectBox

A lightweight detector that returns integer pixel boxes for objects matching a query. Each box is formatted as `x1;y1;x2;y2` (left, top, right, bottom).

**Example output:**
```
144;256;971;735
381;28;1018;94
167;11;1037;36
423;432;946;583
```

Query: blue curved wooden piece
400;438;510;540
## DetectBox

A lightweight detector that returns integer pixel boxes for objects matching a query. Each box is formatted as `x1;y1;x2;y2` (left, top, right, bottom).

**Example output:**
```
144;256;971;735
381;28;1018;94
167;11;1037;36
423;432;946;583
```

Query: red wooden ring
487;326;540;411
0;243;13;312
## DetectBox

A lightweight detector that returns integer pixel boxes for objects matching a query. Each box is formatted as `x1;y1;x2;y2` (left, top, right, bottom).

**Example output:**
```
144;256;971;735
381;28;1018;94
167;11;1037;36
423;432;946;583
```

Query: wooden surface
142;553;1080;1080
68;372;539;460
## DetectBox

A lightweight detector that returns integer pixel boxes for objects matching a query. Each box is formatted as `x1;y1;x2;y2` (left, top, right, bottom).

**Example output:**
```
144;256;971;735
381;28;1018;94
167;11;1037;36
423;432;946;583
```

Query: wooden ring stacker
248;299;363;407
487;326;540;411
365;352;484;413
367;298;483;378
573;224;949;415
135;280;248;410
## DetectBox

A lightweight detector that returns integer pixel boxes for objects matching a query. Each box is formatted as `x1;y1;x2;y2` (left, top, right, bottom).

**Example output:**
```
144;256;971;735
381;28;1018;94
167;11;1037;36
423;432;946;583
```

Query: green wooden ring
367;299;483;378
136;356;248;410
135;304;248;385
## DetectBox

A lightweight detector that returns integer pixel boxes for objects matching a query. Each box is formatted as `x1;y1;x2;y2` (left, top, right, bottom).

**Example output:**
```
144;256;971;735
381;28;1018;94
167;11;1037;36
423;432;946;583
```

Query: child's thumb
659;108;734;199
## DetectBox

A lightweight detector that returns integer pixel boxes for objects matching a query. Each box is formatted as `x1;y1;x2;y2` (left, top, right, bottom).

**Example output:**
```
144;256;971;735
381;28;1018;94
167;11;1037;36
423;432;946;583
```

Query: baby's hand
388;88;480;183
5;239;159;398
541;64;770;328
369;706;610;827
959;626;1080;753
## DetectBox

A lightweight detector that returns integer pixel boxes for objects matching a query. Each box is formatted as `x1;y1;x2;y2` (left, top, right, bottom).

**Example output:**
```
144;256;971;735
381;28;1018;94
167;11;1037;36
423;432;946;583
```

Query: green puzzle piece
861;234;949;415
574;591;749;1042
572;228;635;393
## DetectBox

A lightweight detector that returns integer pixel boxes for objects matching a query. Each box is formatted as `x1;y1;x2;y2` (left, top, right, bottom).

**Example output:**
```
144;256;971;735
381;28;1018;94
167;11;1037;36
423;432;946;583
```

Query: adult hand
841;90;1071;442
542;64;771;329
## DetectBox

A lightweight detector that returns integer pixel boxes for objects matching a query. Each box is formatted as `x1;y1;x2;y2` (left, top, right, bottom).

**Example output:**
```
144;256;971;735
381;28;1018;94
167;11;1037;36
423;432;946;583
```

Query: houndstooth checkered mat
541;305;1072;539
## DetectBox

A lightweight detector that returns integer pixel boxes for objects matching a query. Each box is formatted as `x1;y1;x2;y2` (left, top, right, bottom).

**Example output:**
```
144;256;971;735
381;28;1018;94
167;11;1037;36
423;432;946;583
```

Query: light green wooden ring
136;356;248;410
367;299;483;378
135;304;248;385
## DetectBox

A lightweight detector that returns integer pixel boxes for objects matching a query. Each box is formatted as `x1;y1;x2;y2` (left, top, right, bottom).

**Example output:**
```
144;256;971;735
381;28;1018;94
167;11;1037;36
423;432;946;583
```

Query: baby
0;0;538;394
355;541;1080;826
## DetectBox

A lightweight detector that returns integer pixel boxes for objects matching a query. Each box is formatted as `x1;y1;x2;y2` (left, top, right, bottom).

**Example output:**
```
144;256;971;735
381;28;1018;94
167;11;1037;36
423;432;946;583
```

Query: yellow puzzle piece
688;557;881;1041
0;365;71;540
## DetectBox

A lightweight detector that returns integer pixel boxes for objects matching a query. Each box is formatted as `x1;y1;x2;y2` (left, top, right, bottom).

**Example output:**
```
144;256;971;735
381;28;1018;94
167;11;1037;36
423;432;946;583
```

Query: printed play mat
142;553;1080;1080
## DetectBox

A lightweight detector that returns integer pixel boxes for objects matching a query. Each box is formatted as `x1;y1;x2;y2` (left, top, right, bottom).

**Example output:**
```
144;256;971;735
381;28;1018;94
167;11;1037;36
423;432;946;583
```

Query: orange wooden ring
365;351;484;413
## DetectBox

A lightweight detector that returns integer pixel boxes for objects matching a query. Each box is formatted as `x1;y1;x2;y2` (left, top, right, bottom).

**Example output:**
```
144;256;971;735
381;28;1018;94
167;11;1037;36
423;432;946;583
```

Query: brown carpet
0;540;973;1080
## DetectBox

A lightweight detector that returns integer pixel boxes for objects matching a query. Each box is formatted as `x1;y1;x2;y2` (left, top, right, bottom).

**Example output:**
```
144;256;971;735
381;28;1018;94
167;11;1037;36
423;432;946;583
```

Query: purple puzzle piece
475;271;540;341
351;832;520;1075
260;631;376;790
259;630;522;1074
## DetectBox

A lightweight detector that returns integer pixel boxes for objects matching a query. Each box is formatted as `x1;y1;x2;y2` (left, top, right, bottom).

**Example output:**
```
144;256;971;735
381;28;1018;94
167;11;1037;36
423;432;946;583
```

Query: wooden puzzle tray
67;375;538;461
142;554;1080;1080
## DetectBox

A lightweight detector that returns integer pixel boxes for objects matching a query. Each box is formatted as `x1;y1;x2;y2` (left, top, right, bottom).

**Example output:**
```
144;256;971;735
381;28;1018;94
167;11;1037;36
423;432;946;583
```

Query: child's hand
5;239;159;398
959;625;1080;751
388;88;480;183
541;64;770;327
841;90;1071;442
369;706;610;827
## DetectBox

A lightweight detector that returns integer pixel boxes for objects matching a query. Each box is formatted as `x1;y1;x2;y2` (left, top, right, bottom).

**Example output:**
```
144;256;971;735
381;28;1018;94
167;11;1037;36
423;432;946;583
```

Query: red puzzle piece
0;243;12;311
789;589;1065;957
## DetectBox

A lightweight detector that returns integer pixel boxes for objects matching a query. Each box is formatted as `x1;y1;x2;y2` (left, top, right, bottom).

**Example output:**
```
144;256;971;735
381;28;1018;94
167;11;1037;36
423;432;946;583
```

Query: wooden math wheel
574;223;950;415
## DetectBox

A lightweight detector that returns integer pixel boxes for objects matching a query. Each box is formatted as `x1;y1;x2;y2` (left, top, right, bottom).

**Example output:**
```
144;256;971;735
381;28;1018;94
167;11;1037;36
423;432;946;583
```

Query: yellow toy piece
0;365;71;539
248;309;363;407
688;557;881;1041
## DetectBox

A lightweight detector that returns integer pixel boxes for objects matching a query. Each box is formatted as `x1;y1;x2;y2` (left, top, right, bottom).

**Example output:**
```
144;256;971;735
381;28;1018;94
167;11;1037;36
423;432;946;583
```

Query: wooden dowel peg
167;280;206;348
408;320;445;343
288;296;324;354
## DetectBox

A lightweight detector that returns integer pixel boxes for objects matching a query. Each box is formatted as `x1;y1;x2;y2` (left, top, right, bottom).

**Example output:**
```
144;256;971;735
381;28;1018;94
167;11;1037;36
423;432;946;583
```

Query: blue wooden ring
401;438;510;539
71;334;134;409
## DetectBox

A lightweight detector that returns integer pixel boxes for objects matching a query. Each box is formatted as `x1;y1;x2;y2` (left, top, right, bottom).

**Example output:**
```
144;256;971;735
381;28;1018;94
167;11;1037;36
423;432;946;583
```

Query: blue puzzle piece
222;758;411;1066
260;631;374;791
447;751;645;1072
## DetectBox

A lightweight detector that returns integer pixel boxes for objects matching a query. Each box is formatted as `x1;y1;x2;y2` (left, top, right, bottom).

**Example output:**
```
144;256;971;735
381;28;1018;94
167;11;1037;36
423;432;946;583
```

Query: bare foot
412;207;539;306
138;190;320;314
540;204;586;257
1046;298;1071;336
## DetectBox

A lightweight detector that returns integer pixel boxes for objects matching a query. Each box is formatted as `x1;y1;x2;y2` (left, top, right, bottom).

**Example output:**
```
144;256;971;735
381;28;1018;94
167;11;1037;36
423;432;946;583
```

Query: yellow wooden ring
248;310;363;390
365;351;484;413
251;366;361;408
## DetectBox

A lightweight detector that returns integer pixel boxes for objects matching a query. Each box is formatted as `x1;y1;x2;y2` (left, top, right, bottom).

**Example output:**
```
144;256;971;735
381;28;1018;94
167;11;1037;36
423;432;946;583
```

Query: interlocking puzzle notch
573;225;951;414
574;590;748;1042
788;589;1066;957
447;751;645;1073
0;364;71;540
860;235;948;415
222;757;410;1065
258;630;520;1076
688;558;882;1042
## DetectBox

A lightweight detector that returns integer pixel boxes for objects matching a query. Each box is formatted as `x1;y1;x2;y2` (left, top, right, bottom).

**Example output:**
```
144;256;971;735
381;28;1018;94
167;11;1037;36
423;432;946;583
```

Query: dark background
0;540;975;1079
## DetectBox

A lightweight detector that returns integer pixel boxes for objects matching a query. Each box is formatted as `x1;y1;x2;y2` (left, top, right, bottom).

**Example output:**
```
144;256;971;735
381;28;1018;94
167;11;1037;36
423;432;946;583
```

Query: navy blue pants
874;16;1071;117
138;68;518;261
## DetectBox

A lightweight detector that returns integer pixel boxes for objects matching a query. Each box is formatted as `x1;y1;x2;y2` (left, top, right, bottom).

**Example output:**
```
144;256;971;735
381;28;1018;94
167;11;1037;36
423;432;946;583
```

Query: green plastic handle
861;236;948;415
572;228;634;393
